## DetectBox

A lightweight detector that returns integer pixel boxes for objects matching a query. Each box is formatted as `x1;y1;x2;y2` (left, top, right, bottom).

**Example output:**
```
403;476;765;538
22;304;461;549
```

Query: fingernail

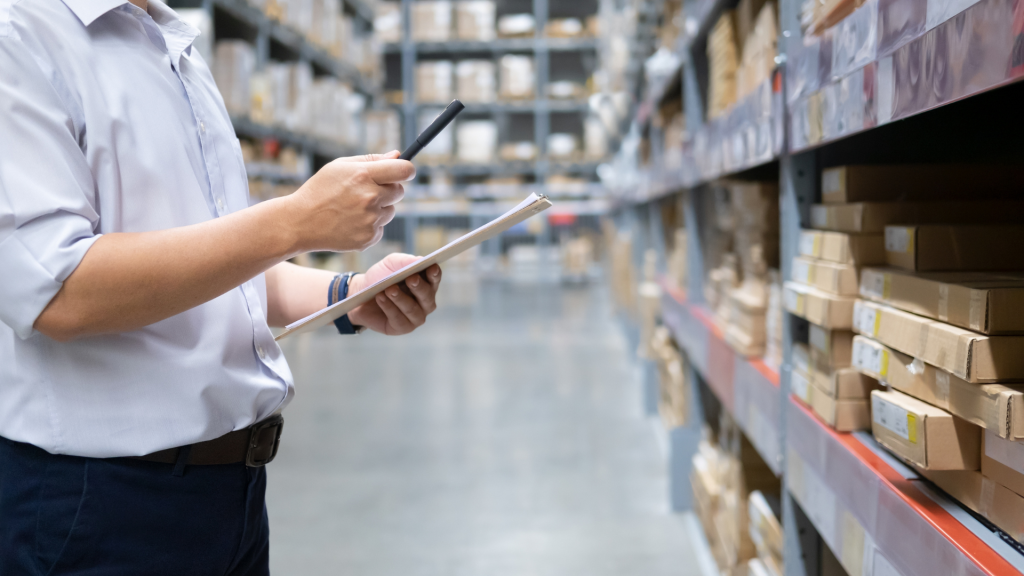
376;294;386;303
409;276;419;287
389;287;399;297
432;270;440;278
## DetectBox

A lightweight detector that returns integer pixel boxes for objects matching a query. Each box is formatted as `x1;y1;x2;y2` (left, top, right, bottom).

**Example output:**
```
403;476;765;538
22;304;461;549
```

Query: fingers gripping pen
399;100;466;161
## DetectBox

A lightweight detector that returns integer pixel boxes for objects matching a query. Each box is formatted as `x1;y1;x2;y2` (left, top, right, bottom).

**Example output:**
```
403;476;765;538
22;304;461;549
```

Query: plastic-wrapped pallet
498;55;535;100
212;41;255;116
374;2;402;44
455;1;495;41
411;1;452;42
455;120;498;163
365;110;401;155
416;61;454;103
455;60;496;103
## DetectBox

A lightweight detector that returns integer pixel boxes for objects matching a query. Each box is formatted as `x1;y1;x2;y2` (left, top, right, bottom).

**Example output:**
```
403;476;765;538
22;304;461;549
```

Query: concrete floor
270;271;701;575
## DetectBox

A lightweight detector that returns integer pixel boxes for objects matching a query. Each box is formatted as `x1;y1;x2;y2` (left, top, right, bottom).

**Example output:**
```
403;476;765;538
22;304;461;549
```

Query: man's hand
286;151;415;253
347;254;443;335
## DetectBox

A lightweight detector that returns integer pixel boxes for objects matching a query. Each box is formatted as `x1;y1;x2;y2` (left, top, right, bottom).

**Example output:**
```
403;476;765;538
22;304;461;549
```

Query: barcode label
860;269;888;299
793;259;812;284
885;226;913;253
872;395;916;443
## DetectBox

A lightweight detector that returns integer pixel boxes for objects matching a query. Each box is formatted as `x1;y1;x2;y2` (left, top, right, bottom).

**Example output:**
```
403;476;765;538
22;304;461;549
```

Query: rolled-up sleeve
0;37;100;339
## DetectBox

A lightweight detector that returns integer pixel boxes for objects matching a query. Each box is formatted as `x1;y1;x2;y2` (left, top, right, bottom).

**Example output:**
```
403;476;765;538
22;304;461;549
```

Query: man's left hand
347;254;442;335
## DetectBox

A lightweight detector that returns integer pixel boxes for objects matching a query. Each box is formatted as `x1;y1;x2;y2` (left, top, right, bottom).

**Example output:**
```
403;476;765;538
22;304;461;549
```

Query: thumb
382;253;422;273
336;150;401;163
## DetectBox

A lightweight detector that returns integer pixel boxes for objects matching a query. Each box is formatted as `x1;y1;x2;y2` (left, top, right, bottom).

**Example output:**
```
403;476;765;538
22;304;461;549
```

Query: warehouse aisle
269;271;700;575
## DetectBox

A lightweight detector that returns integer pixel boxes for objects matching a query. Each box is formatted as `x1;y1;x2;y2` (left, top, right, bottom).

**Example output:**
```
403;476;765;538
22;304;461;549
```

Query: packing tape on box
979;477;996;518
933;370;950;404
954;333;972;381
937;285;949;322
969;290;985;332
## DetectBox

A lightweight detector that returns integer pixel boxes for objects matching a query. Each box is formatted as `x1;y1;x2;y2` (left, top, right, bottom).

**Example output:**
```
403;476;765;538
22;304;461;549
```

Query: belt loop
172;445;192;477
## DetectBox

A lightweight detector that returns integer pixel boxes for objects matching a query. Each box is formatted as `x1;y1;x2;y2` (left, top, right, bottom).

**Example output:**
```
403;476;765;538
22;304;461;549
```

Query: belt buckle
246;414;284;468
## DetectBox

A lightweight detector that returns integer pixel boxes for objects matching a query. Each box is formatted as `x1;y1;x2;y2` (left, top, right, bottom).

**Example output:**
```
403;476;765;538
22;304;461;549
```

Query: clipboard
276;192;553;340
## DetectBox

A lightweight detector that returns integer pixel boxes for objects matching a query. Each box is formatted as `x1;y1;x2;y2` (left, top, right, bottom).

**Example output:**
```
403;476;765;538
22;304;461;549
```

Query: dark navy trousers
0;437;270;576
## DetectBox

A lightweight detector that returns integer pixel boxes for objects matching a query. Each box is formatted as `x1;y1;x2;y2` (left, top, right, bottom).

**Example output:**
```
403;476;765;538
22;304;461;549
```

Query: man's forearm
35;197;303;341
264;262;337;327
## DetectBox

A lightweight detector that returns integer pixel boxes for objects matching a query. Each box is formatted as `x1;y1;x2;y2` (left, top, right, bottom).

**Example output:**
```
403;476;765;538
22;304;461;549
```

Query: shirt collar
62;0;130;26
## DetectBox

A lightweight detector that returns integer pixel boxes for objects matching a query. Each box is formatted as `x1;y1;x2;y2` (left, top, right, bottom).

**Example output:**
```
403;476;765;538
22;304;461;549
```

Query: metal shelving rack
609;0;1024;574
169;0;379;166
391;0;602;187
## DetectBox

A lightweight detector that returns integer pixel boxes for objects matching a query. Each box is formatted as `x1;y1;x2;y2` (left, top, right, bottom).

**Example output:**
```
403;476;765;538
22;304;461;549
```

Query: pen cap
417;99;465;146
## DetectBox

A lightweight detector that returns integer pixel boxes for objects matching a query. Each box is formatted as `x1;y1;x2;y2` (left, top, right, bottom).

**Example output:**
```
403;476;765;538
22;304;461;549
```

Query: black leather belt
132;414;284;468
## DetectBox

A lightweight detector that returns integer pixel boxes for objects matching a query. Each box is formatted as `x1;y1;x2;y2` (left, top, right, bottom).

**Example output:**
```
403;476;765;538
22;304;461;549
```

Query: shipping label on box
871;390;981;470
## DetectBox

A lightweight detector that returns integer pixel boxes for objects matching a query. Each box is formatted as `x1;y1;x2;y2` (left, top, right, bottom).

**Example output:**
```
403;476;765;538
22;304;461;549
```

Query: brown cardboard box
820;165;1024;204
498;55;535;100
455;60;496;103
455;1;495;41
982;430;1024;497
870;390;981;470
809;201;1024;233
410;1;452;42
792;256;859;296
860;268;1024;334
853;299;1024;383
793;343;811;377
852;335;1024;439
809;366;880;399
884;225;1024;272
798;229;886;266
783;282;855;329
415;61;453;103
808;324;853;369
811;385;871;431
919;468;1024;542
747;491;782;559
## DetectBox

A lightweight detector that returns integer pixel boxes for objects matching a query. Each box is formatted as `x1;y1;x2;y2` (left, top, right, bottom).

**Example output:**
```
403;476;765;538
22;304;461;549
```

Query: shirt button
216;198;226;211
257;346;266;359
199;121;206;134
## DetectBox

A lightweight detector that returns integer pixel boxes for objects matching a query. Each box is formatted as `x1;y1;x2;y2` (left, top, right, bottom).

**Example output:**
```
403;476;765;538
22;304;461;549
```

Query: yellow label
906;230;915;254
880;350;889;377
813;235;821;256
797;294;805;314
873;311;881;336
882;274;892;299
907;414;918;444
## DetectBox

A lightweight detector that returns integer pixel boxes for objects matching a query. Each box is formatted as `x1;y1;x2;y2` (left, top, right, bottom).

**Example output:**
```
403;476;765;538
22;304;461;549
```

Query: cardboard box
455;120;497;163
809;366;879;400
808;324;853;369
809;201;1024;233
415;61;453;103
455;1;495;41
455;60;496;103
793;343;811;377
853;299;1024;383
792;256;859;296
498;55;534;100
747;490;782;559
852;335;1024;439
885;225;1024;272
860;268;1024;334
919;468;1024;542
982;431;1024;498
411;1;452;42
870;390;981;470
783;282;855;329
811;385;871;431
791;366;812;404
798;229;886;266
820;165;1024;204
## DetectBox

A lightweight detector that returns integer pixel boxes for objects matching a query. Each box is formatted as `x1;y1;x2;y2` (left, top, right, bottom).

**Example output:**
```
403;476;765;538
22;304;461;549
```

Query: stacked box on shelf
701;181;778;358
411;1;452;42
455;1;496;41
691;431;781;575
746;490;782;576
828;169;1024;544
651;326;691;428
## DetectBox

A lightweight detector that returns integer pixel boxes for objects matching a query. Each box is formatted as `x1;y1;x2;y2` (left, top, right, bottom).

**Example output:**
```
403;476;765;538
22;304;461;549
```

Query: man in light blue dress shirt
0;0;442;573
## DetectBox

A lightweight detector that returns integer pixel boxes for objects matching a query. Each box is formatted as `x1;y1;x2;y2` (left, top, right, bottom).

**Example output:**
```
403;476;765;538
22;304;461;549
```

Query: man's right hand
286;150;416;253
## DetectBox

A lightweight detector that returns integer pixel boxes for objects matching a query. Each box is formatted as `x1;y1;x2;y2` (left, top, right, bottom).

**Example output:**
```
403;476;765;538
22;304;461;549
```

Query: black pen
399;99;466;161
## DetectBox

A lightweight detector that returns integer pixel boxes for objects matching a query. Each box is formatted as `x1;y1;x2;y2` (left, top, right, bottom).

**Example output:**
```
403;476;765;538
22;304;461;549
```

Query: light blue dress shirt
0;0;294;457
